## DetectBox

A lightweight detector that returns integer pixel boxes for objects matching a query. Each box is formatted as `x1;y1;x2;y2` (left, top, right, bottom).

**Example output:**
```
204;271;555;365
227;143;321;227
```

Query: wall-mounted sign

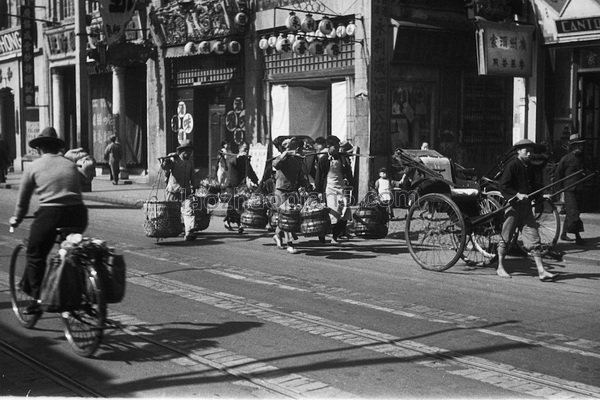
46;29;76;56
98;0;139;46
476;21;534;77
0;30;21;55
20;4;35;107
171;101;194;145
556;17;600;34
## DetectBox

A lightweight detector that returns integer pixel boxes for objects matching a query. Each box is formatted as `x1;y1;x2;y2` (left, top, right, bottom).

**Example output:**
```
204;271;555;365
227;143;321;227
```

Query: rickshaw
393;147;589;272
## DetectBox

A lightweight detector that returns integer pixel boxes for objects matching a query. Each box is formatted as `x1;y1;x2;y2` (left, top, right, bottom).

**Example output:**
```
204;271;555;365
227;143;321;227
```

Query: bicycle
9;222;107;357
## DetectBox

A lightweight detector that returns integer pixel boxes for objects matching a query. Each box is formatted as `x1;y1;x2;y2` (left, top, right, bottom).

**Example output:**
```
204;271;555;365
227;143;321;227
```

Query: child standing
374;167;395;219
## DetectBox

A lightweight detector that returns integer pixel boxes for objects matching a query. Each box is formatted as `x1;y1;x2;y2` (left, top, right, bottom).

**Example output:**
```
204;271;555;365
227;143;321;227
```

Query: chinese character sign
21;4;36;107
476;21;534;77
98;0;138;46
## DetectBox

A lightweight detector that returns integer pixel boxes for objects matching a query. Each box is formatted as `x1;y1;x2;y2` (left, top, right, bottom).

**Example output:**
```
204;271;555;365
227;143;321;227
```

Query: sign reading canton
476;22;534;77
556;17;600;34
98;0;138;46
21;4;36;107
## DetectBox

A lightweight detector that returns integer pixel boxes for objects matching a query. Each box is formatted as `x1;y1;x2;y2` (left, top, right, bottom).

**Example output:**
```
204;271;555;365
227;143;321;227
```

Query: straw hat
29;127;65;149
176;140;193;152
568;134;585;145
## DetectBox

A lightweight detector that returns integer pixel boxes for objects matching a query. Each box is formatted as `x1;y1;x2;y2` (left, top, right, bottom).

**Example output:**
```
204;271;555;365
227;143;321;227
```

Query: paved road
0;180;599;398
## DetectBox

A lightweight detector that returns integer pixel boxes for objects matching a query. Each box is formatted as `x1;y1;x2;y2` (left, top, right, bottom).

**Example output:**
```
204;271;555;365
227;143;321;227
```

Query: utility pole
75;0;90;150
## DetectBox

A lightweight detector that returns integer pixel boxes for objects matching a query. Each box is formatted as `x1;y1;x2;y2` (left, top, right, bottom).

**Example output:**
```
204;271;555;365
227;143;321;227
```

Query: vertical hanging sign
98;0;138;46
21;4;35;107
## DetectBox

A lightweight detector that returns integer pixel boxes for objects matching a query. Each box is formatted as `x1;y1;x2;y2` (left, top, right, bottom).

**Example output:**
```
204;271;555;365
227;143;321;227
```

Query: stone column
51;70;65;139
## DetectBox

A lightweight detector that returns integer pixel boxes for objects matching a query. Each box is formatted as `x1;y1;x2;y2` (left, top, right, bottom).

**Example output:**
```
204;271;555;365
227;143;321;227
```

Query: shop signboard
0;29;21;56
20;4;35;107
98;0;138;46
476;21;534;77
24;108;39;156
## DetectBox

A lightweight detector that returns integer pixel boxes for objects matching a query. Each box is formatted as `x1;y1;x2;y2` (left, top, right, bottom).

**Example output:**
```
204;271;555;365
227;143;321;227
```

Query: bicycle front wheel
62;264;106;357
9;244;41;329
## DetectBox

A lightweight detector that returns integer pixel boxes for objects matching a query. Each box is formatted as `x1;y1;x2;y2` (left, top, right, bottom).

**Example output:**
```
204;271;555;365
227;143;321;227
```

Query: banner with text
98;0;138;46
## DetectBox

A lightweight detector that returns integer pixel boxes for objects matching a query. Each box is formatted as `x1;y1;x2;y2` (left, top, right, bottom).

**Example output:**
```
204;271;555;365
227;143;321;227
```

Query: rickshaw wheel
405;193;466;272
464;196;502;266
483;190;505;206
515;197;560;256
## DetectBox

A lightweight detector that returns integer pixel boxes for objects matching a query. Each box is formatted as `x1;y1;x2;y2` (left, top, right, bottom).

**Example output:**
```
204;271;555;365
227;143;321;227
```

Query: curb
562;254;600;266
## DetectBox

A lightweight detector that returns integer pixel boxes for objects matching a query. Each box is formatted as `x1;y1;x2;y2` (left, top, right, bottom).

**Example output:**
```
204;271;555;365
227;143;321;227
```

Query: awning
533;0;600;45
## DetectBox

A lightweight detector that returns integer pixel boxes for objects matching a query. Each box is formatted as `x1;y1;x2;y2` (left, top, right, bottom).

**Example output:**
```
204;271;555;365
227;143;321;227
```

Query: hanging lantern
234;12;248;27
318;17;334;35
315;29;325;40
287;33;296;43
258;36;269;50
183;41;197;55
325;42;340;57
285;11;301;31
275;33;291;53
211;40;226;54
308;40;324;56
292;35;308;55
346;20;356;36
305;31;315;43
335;24;347;39
301;13;315;32
228;40;242;54
326;27;337;39
267;34;278;48
198;41;211;54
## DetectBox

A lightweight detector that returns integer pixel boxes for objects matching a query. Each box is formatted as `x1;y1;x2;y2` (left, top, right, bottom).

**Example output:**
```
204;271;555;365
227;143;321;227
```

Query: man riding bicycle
9;127;88;314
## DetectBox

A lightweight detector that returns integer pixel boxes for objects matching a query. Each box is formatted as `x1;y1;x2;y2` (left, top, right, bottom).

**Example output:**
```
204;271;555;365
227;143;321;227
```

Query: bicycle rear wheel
9;244;41;329
62;263;106;357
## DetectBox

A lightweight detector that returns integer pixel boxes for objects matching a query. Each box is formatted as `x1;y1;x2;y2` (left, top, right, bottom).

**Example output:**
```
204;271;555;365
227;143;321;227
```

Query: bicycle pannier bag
100;252;126;303
39;254;83;312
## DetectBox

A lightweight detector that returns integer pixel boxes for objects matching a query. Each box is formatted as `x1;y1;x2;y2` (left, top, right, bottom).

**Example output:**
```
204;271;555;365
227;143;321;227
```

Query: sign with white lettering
98;0;138;46
556;17;600;34
476;21;534;77
0;30;21;55
21;4;35;107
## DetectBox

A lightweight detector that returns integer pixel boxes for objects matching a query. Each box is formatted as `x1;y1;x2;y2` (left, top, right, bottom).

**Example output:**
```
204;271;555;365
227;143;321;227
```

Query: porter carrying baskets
142;169;183;239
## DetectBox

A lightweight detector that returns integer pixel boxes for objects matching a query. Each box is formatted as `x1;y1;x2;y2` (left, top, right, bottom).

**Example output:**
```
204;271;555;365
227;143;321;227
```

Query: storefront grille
169;56;244;87
264;41;354;77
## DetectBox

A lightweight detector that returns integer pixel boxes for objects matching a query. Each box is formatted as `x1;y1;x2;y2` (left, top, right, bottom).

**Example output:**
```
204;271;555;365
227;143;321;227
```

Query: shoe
539;271;557;281
224;220;233;231
273;234;284;249
23;301;42;315
112;182;118;185
292;232;299;240
184;233;196;241
560;234;574;242
318;235;326;243
238;227;244;234
287;245;297;254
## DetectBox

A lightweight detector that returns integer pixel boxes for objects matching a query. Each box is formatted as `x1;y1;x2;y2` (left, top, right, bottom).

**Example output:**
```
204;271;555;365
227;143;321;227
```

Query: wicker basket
142;200;183;238
352;207;388;239
241;209;268;229
300;202;330;236
278;204;301;233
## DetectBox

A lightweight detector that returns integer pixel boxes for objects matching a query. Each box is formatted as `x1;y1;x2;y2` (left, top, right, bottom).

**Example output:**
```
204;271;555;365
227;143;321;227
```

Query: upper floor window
0;1;10;30
61;0;76;19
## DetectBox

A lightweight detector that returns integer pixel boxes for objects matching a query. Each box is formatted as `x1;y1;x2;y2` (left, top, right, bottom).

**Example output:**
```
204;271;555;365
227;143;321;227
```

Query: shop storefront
533;0;600;210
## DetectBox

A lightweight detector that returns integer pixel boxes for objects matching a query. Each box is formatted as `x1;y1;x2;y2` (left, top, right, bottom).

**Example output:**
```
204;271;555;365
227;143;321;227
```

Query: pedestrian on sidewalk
314;136;354;244
555;133;587;245
9;127;87;314
496;139;557;281
104;135;122;185
160;140;196;241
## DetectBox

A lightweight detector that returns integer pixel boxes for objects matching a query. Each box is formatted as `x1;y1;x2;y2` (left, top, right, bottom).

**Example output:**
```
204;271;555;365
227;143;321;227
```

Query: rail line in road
0;338;103;397
125;265;600;398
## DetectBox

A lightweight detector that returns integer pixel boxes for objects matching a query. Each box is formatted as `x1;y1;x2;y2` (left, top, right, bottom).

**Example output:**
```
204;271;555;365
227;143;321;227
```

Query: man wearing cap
555;134;586;245
496;139;557;281
104;135;122;185
161;140;196;240
9;127;88;314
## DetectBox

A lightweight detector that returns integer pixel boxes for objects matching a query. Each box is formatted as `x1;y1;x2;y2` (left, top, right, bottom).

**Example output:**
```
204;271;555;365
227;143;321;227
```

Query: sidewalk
1;171;598;266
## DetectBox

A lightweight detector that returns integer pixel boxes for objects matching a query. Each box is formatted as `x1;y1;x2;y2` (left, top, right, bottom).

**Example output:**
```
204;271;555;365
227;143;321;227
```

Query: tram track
0;338;103;397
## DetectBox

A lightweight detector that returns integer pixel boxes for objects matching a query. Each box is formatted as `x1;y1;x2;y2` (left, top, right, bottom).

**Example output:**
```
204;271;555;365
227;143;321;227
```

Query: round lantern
275;33;291;53
285;11;301;31
301;13;315;32
287;33;296;43
335;24;347;39
267;34;278;48
325;42;340;57
198;41;211;54
318;17;334;35
292;36;308;55
258;36;269;50
308;40;324;56
183;41;197;55
211;40;225;55
305;31;315;43
234;12;248;27
326;28;337;39
346;20;356;36
315;29;325;40
228;40;242;54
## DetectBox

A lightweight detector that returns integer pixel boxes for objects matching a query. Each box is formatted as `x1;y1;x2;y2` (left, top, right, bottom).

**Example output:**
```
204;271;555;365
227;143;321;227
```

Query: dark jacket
498;156;537;198
554;151;584;192
314;153;354;194
228;154;259;187
272;153;308;192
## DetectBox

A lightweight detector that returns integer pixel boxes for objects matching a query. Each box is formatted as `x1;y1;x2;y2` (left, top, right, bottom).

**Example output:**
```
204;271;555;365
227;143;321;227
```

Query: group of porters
142;188;391;241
